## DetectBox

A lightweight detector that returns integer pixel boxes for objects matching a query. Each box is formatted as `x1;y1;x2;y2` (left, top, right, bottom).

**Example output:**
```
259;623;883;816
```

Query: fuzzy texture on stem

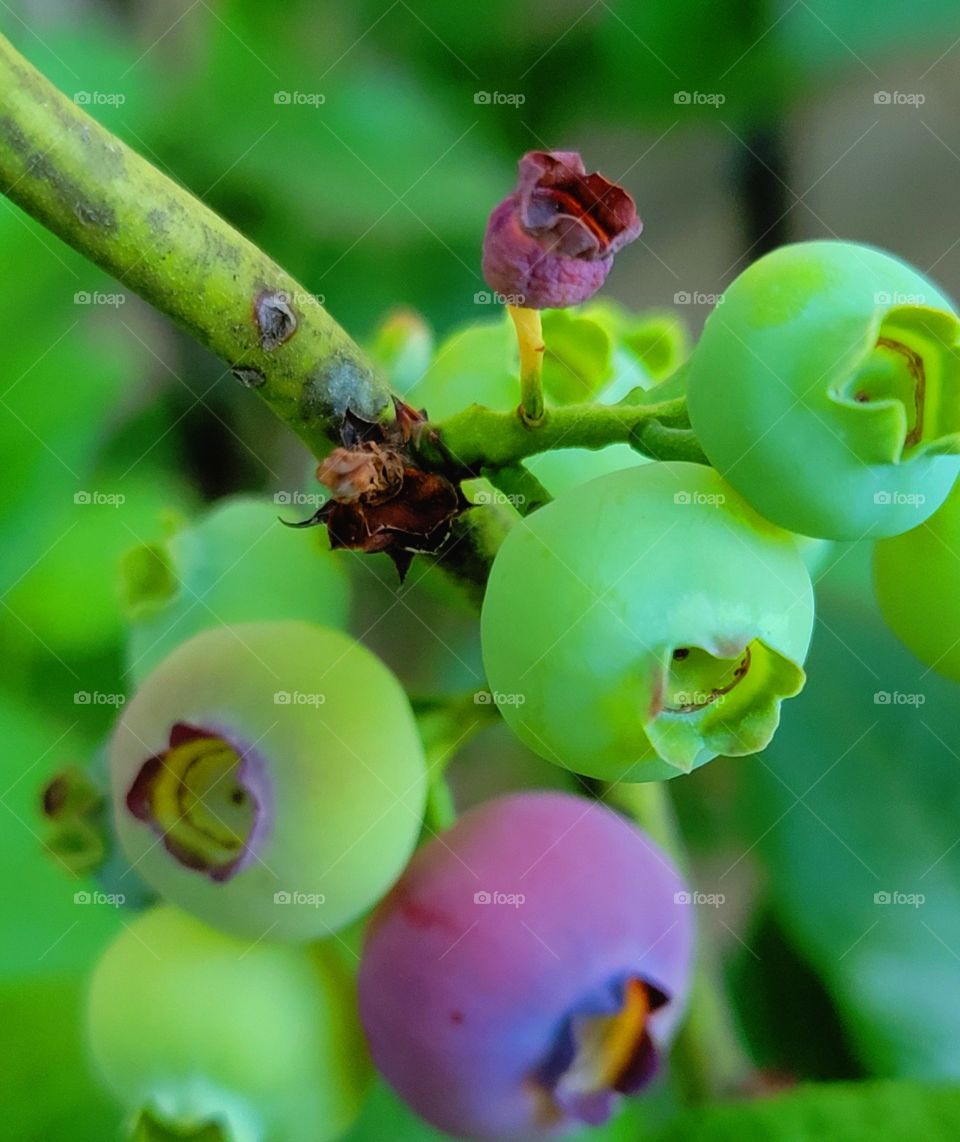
0;33;390;456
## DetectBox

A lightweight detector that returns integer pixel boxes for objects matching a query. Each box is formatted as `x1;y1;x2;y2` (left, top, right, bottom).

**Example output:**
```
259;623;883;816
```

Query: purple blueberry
482;151;643;309
358;791;693;1140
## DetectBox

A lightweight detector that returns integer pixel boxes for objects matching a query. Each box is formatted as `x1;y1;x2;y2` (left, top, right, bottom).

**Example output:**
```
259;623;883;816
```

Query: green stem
414;694;499;832
424;394;706;471
0;32;389;457
606;782;751;1105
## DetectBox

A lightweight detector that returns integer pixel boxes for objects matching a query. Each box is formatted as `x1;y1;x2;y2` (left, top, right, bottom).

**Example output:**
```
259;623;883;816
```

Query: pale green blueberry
87;905;371;1142
688;241;960;539
874;476;960;682
123;498;350;684
481;462;815;781
110;622;426;941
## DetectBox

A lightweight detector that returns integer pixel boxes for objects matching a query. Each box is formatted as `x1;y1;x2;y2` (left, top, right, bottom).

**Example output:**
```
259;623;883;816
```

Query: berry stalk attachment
508;304;547;426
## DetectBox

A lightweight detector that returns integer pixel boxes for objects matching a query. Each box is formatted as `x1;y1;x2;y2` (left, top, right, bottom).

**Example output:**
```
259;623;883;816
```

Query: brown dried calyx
284;399;464;580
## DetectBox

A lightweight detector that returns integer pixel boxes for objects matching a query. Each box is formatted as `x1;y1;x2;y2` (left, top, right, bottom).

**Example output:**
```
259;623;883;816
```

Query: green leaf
0;693;122;978
0;974;120;1140
737;563;960;1077
342;1080;660;1142
541;310;614;404
653;1081;960;1141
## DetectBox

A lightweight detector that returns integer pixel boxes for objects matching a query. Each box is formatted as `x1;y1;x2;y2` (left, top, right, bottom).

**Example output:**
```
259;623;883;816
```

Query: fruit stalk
0;32;389;457
608;781;752;1104
507;304;546;425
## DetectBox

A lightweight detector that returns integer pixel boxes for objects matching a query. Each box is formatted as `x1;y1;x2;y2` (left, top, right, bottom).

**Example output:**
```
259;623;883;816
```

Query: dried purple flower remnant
482;150;643;309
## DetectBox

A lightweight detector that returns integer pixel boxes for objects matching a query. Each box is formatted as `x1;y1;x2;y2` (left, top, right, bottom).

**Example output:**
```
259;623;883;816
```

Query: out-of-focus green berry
366;308;434;394
688;241;960;539
86;905;371;1142
874;477;960;681
110;622;426;941
122;498;350;684
481;463;814;781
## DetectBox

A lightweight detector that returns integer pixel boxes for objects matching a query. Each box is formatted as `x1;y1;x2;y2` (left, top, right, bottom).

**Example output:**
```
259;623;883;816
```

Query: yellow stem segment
508;305;546;426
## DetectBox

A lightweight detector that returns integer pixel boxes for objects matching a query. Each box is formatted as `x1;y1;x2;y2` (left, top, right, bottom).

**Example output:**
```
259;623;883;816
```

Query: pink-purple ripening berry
358;791;693;1141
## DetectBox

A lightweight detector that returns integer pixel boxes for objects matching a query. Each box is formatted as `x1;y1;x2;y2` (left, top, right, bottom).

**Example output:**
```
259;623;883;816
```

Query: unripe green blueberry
481;463;814;781
687;241;960;539
874;477;960;681
87;905;371;1141
123;497;350;684
110;621;426;941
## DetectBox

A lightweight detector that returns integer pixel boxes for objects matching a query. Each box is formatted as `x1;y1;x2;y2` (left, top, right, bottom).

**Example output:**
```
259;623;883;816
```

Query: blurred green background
3;0;960;1138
